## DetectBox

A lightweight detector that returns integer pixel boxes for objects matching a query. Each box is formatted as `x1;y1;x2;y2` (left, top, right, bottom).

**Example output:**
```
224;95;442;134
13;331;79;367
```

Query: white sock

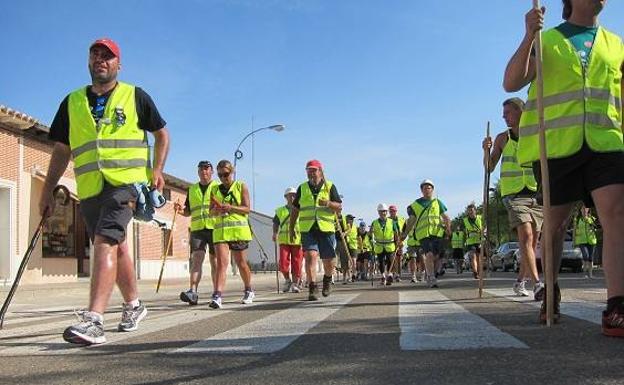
127;298;140;308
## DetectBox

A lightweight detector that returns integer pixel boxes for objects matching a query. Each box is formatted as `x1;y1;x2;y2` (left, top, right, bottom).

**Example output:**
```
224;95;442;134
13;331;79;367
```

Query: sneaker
533;282;545;302
241;290;255;304
602;303;624;338
386;275;393;286
291;284;301;293
63;311;106;345
322;275;332;297
473;271;479;279
308;283;319;301
539;284;561;324
410;277;417;283
180;290;199;305
209;294;223;309
513;281;529;297
429;277;438;289
416;272;424;282
380;277;386;286
118;301;147;332
283;279;293;293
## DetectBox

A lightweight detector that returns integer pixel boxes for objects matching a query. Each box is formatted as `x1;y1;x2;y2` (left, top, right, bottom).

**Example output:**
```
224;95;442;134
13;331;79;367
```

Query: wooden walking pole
156;202;179;293
479;122;491;299
274;240;280;294
532;0;554;326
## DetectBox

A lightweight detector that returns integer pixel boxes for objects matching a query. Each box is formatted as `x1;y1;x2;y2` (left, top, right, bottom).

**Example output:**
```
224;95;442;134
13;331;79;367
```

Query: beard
89;65;117;84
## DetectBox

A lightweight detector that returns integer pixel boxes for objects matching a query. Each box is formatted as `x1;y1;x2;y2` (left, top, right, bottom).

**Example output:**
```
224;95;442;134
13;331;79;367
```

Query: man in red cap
41;38;170;344
289;160;342;300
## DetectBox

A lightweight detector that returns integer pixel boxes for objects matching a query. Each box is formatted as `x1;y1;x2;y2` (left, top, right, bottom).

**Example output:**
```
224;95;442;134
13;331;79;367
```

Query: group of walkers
36;0;622;346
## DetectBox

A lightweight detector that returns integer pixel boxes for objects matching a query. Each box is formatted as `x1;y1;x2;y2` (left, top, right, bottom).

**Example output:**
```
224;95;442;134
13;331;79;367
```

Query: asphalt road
0;271;621;385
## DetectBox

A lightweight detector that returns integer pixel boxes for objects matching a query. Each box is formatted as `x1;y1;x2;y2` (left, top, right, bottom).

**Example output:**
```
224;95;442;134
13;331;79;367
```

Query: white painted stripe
399;290;528;350
173;293;357;354
0;295;281;356
485;288;603;325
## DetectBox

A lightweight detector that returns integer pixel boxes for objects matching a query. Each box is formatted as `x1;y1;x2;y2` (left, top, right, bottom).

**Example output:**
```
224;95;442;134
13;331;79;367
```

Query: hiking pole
334;214;354;280
0;185;70;329
156;202;179;293
479;121;491;298
273;240;280;294
532;0;554;327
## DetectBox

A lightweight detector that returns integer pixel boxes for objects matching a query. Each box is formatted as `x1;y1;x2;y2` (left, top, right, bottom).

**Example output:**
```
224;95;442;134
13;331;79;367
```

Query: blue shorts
420;237;442;256
301;231;336;260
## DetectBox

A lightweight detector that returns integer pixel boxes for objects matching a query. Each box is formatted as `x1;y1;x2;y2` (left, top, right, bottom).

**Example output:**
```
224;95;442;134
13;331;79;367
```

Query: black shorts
356;252;371;262
190;229;215;254
420;237;442;255
214;241;250;251
532;144;624;207
80;183;137;245
466;244;481;254
452;248;464;260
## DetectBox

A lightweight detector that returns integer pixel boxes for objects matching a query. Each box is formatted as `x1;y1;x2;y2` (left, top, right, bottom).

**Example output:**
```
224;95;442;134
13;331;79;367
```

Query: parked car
490;242;519;272
517;233;583;273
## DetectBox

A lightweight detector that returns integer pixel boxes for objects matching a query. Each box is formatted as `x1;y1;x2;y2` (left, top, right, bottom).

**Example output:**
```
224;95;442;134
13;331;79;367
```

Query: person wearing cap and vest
370;203;400;286
483;98;544;299
389;205;406;282
504;1;624;332
400;179;451;288
336;214;358;283
573;206;598;279
356;221;372;280
208;160;254;309
451;225;465;274
463;204;484;280
289;160;342;301
41;39;169;345
174;161;219;305
273;187;303;293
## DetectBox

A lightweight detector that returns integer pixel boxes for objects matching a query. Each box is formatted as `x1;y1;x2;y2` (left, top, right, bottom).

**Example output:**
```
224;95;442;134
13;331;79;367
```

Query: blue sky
2;0;623;224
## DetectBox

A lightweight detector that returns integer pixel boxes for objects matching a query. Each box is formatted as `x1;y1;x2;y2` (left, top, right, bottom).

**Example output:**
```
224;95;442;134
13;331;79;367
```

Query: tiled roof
0;104;39;130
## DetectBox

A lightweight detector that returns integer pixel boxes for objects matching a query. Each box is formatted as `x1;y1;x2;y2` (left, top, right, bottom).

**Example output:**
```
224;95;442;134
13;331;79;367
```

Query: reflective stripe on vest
518;27;624;165
276;205;301;246
463;215;482;246
451;231;465;249
372;218;396;254
68;82;151;199
189;181;218;232
298;180;336;233
410;199;444;241
211;180;252;242
500;132;538;197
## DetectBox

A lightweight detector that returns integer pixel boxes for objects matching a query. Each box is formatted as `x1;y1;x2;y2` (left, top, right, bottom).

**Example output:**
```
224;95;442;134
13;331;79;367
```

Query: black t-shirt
49;84;166;145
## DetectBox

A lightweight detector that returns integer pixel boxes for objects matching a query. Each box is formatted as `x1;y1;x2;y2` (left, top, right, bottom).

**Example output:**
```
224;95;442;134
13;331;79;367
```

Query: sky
2;0;623;225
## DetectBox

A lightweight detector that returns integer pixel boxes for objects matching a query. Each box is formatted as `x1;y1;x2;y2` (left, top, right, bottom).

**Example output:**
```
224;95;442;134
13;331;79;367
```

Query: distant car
490;242;519;272
517;235;583;273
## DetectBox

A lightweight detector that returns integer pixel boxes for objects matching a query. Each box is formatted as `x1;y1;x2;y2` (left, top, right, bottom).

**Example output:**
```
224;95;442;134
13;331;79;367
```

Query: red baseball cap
90;38;121;60
305;159;323;170
389;205;398;212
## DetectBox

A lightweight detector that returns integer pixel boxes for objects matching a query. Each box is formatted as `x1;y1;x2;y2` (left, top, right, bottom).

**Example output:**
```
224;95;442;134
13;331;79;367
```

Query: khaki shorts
502;196;543;231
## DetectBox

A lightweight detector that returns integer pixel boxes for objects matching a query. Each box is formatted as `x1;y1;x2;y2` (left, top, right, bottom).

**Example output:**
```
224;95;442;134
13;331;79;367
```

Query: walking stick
480;122;491;298
156;202;179;293
532;0;554;326
334;214;354;278
273;240;280;294
0;185;70;329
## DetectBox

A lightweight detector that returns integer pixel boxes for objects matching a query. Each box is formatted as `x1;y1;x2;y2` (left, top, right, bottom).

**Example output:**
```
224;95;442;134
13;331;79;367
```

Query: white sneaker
283;279;293;293
429;277;438;288
533;282;545;302
513;281;529;296
241;290;255;304
291;284;301;293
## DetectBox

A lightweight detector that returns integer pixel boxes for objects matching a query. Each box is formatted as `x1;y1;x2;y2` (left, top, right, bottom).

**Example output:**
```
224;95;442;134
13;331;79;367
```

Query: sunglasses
217;172;231;178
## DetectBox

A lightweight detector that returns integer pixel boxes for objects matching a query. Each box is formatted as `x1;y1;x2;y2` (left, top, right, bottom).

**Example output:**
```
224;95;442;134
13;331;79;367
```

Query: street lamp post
233;124;285;206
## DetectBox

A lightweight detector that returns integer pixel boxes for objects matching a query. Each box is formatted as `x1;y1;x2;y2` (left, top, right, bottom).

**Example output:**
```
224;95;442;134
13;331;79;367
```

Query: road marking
0;295;281;356
173;293;358;354
399;290;528;350
485;288;603;325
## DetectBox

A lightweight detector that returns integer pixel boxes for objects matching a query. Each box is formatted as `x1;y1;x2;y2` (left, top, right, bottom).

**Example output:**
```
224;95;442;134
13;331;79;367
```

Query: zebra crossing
0;285;609;357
